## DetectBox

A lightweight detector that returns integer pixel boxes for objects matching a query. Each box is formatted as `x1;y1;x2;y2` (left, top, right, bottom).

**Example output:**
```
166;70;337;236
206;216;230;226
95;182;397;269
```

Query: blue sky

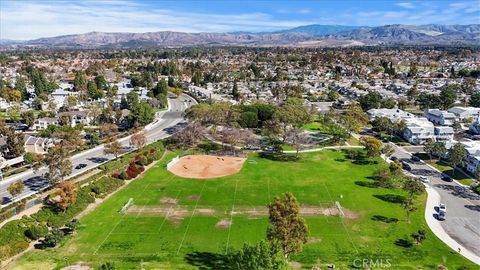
1;0;479;40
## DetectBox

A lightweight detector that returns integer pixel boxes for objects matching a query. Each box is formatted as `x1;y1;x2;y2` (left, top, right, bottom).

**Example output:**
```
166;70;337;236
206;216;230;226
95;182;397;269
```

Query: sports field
8;149;475;269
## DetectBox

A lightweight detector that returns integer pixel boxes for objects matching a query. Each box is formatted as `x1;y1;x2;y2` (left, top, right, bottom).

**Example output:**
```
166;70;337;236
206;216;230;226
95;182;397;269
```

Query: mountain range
2;24;479;48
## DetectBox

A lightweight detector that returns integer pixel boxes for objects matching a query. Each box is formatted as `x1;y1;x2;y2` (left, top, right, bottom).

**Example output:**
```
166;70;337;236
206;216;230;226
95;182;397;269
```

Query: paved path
391;143;480;265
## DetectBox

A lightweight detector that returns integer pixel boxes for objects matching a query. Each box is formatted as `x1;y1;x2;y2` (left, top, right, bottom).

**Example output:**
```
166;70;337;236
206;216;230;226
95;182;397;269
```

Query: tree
341;104;368;133
56;181;78;211
129;101;155;127
286;127;309;158
423;138;435;159
397;97;409;110
432;142;447;161
439;85;457;110
173;122;206;148
7;180;24;198
104;138;122;160
21;111;35;128
470;91;480;107
44;140;73;184
42;228;64;247
411;229;426;245
130;131;147;149
232;80;240;101
360;136;383;158
0;126;25;157
73;70;87;92
227;240;288;270
448;143;466;173
267;192;308;258
402;197;417;224
371;116;393;134
239;111;258;128
273;98;311;142
402;177;424;198
381;144;394;158
359;91;382;111
87;80;103;100
100;123;118;138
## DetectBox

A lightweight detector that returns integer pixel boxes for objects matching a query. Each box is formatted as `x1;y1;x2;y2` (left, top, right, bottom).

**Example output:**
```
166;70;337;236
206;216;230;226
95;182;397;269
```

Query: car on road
75;163;87;170
411;156;421;162
439;203;446;213
441;174;453;182
418;175;429;183
438;211;446;220
401;161;411;171
390;156;398;161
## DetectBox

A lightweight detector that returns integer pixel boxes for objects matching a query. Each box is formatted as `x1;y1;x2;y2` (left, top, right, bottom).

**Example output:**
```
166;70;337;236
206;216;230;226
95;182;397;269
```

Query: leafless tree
286;127;310;158
130;130;147;149
173;123;206;148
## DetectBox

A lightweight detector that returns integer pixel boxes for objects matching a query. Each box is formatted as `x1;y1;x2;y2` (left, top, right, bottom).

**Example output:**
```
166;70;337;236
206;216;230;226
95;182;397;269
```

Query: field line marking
176;180;206;255
225;179;239;254
322;182;359;254
93;218;123;255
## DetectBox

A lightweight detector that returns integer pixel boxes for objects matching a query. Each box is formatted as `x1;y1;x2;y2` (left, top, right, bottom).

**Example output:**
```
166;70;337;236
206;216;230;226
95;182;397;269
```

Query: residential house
33;117;58;130
434;126;454;142
425;109;456;126
57;111;92;127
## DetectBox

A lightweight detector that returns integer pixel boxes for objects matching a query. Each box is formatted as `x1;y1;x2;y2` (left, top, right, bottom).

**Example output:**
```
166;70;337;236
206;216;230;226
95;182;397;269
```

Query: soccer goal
120;198;134;215
335;201;345;218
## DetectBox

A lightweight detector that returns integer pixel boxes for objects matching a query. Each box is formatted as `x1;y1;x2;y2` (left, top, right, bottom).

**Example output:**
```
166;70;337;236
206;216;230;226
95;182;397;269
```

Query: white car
439;203;446;213
418;175;429;183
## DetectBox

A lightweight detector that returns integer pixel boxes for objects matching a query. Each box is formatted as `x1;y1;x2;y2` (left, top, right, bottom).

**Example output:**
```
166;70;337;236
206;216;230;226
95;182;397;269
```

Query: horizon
1;0;479;40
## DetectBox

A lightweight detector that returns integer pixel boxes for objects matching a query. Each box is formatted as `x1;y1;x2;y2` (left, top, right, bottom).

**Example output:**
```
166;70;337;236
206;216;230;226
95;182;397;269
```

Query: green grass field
8;150;476;269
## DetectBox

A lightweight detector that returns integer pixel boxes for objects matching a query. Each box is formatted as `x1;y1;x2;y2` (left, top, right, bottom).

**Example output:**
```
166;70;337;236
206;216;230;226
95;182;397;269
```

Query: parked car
441;174;453;182
243;145;261;151
411;156;421;162
439;203;446;213
390;156;398;161
402;161;411;171
438;211;446;221
75;163;87;170
418;175;429;183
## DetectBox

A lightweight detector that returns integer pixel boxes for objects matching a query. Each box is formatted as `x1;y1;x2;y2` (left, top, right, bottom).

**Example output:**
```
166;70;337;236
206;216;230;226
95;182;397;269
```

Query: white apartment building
402;117;435;144
448;107;480;121
434;126;455;142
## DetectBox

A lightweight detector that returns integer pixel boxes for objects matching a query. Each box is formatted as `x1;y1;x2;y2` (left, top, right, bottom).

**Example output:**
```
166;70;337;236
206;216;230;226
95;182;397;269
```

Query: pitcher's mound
168;155;246;179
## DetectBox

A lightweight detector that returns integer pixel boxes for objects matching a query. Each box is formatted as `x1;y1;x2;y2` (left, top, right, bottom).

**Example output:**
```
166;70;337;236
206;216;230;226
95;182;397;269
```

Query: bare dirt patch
216;219;232;229
187;195;201;201
160;197;178;205
61;263;92;270
168;155;246;179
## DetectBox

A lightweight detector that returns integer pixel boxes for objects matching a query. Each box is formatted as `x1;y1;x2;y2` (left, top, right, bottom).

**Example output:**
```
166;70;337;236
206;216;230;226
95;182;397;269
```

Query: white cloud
396;2;415;9
0;1;313;40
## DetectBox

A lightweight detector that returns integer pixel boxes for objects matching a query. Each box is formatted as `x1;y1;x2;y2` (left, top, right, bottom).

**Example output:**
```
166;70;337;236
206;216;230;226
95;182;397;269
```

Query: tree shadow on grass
259;152;299;162
355;181;378;188
371;215;399;223
373;194;406;204
394;238;413;248
184;251;231;270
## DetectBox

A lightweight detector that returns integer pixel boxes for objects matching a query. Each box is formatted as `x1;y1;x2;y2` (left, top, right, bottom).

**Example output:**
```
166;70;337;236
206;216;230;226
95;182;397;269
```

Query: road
0;94;196;207
390;143;480;261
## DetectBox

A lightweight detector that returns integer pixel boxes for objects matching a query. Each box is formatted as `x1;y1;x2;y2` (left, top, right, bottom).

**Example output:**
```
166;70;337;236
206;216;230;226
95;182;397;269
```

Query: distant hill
2;24;479;48
278;24;365;35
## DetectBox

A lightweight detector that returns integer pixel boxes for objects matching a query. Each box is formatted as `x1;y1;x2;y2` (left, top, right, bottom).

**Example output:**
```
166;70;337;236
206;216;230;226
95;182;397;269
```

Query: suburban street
0;94;196;207
391;144;480;260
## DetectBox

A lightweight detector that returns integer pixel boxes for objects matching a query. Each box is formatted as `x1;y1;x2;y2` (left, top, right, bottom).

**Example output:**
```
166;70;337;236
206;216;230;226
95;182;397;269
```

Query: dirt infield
168;155;246;179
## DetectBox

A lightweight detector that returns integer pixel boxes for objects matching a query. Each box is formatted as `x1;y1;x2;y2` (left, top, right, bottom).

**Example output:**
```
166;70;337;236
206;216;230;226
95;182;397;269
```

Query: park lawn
415;153;475;186
8;150;476;270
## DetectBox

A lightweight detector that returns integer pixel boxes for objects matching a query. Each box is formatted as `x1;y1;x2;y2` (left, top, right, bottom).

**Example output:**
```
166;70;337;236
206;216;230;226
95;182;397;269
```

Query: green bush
0;218;34;260
89;178;123;197
25;223;49;240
